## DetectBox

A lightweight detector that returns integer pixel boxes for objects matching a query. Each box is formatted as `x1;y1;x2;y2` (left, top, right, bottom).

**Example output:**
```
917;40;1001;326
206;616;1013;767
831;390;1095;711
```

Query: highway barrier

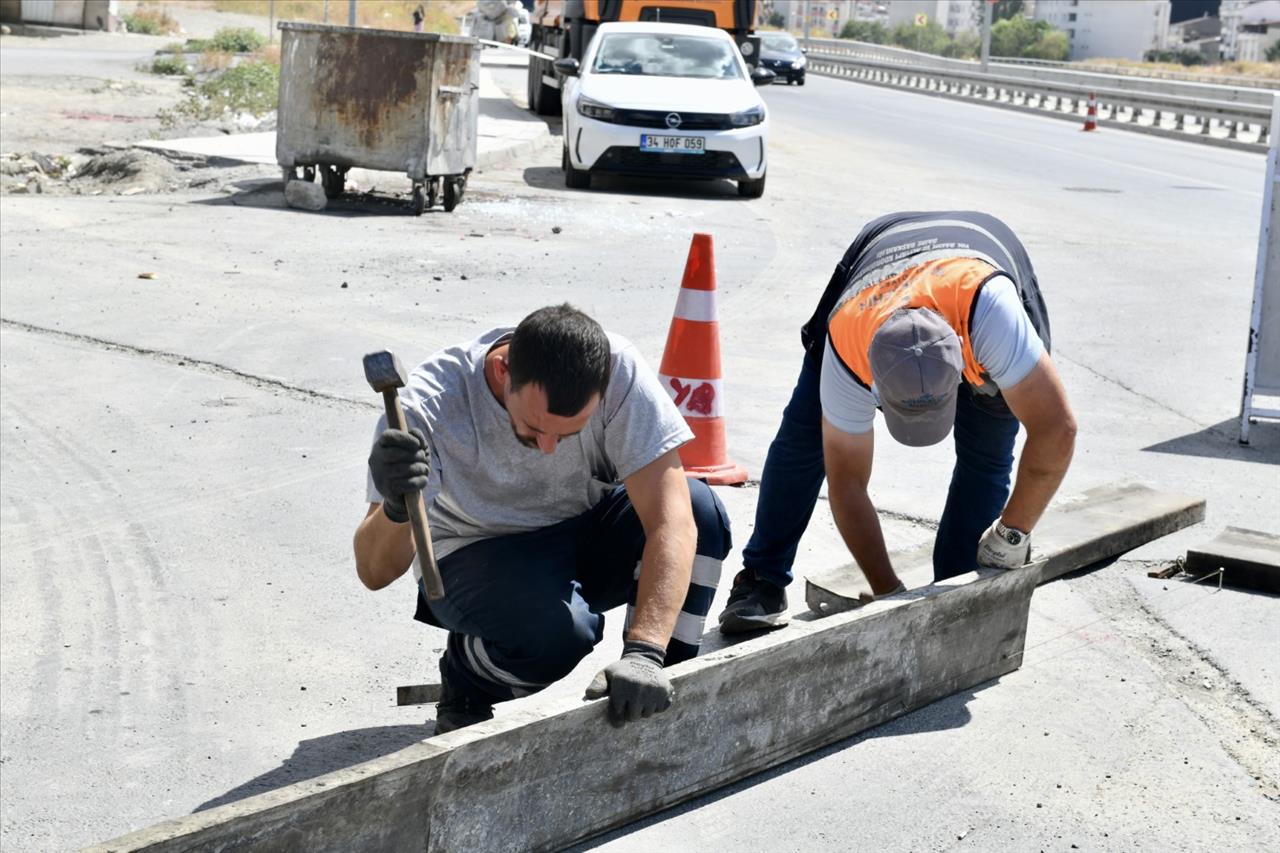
803;38;1276;152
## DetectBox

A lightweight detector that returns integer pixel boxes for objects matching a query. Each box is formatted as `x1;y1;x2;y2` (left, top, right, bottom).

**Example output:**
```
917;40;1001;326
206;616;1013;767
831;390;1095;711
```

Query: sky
1169;0;1219;24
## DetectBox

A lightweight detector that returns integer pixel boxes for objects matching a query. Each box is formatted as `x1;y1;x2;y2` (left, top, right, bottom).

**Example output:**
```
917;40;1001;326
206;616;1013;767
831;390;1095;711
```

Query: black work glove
583;639;673;727
367;428;429;524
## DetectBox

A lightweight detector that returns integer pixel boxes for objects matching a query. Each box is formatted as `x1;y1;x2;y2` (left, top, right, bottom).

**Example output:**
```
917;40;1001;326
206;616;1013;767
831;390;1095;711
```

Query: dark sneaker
718;570;789;634
434;660;494;734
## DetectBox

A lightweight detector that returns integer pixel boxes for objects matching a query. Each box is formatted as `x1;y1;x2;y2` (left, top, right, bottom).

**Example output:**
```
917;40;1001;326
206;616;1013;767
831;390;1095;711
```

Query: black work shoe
718;570;790;634
434;660;494;734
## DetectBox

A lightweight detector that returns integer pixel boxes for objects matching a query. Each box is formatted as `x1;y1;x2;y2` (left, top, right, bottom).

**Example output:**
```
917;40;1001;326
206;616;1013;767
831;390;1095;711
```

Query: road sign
915;13;928;26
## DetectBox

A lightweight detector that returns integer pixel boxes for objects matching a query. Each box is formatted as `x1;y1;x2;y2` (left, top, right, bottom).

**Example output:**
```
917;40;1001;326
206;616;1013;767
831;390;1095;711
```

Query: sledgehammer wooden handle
380;391;445;601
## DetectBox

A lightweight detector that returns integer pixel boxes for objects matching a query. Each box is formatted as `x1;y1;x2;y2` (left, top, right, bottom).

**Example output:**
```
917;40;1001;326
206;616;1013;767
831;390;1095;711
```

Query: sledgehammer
363;350;445;601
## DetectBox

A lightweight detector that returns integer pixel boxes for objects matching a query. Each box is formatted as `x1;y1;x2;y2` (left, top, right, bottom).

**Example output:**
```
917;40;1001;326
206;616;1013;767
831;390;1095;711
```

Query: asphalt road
1;62;1277;851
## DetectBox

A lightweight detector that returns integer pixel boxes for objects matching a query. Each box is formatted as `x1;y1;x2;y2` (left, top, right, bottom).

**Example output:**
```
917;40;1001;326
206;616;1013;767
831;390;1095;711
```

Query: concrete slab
1184;526;1280;593
806;482;1206;614
89;568;1038;852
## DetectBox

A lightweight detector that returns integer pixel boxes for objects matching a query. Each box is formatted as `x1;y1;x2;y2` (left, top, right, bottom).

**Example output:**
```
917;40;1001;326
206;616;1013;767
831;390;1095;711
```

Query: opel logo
665;112;682;129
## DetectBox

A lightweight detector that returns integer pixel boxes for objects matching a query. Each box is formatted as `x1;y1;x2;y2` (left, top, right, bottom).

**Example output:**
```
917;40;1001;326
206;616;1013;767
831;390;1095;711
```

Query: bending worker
719;211;1076;633
354;305;730;731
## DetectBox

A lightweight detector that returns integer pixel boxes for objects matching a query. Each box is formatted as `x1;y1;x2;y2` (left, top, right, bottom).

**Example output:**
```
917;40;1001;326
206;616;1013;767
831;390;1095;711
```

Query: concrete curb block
807;483;1207;614
89;569;1039;852
476;124;552;171
811;69;1267;154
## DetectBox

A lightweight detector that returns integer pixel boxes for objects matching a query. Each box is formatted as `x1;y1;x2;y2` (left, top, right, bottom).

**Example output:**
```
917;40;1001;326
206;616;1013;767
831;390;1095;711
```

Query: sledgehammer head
363;350;408;393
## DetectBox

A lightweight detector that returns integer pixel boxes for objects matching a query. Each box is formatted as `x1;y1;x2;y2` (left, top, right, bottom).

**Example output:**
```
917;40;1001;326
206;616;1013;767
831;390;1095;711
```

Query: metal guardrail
803;44;1275;151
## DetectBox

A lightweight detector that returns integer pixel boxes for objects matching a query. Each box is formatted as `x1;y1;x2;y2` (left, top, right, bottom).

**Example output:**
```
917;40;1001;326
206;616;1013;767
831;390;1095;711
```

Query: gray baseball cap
869;308;964;447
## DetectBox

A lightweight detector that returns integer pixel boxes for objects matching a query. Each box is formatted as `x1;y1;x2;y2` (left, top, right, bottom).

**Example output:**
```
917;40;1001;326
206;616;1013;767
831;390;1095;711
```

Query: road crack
1;317;374;412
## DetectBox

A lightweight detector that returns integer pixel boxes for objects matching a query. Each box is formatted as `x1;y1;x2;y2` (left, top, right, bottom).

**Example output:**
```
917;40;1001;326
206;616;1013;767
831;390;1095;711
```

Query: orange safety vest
827;257;999;390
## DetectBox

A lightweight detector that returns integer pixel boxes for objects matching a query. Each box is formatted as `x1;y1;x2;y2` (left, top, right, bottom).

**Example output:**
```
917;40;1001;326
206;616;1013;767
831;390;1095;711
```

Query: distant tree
1025;30;1069;61
990;16;1067;60
1145;47;1207;66
890;20;950;55
943;31;982;59
1267;40;1280;62
992;0;1025;23
767;11;785;29
840;20;888;43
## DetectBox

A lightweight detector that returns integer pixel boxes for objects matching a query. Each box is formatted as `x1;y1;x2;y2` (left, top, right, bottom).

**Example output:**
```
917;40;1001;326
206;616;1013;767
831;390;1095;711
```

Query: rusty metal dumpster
276;23;479;214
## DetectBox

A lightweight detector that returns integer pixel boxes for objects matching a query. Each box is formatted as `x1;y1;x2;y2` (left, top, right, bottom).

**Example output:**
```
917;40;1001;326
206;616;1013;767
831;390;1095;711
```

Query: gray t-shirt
367;327;693;573
820;274;1045;434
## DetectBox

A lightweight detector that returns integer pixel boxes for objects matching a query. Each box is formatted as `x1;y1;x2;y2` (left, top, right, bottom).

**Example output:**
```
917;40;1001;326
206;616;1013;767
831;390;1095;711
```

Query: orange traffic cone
658;233;748;486
1082;92;1098;132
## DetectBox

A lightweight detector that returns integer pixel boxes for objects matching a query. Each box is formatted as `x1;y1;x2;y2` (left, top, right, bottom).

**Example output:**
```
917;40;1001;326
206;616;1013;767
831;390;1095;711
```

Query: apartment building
1033;0;1171;60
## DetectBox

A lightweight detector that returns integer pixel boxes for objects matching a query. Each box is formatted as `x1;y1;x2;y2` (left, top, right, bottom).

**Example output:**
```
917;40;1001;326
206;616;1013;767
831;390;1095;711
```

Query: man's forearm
627;517;696;648
827;481;900;594
1002;426;1075;532
353;507;417;590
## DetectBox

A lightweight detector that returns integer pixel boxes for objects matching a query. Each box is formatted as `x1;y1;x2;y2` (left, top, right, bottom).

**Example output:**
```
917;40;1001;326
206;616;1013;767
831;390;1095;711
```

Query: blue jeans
742;354;1020;586
418;480;731;707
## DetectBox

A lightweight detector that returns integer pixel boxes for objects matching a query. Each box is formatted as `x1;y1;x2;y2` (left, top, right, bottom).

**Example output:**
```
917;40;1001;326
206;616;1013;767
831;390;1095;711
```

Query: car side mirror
751;66;776;87
553;57;580;77
801;47;807;54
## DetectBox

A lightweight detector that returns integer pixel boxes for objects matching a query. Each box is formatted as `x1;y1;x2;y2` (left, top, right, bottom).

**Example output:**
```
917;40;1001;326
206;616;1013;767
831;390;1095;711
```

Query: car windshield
591;33;742;79
761;34;798;52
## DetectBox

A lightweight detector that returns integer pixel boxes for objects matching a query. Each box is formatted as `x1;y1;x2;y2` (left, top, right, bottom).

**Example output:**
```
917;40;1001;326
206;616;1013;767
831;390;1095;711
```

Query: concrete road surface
2;65;1277;851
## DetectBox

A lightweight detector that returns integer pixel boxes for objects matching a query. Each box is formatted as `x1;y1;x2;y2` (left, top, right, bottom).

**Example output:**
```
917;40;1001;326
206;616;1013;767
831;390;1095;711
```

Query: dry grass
211;0;467;34
124;3;181;35
1081;57;1280;81
195;49;235;73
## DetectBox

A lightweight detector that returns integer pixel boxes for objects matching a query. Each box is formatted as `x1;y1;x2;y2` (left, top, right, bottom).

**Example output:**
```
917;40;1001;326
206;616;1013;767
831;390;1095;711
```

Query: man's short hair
508;304;612;416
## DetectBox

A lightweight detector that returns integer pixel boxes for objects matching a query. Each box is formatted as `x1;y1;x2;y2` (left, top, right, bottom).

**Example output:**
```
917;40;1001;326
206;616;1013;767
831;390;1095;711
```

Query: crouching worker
354;305;731;731
719;211;1076;633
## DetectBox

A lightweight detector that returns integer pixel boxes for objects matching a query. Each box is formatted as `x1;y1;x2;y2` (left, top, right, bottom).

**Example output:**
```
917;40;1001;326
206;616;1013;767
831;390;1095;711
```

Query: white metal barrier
803;50;1273;151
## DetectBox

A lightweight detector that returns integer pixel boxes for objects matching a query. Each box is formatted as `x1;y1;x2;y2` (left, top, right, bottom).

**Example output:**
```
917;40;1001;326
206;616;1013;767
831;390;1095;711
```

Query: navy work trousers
418;480;731;707
742;353;1020;586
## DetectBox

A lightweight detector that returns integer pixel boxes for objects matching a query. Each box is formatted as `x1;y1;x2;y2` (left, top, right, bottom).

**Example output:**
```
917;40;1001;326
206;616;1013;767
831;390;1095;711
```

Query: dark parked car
759;33;805;85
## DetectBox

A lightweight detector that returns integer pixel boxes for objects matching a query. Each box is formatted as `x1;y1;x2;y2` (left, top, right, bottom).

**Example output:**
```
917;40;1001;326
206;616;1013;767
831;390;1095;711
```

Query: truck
525;0;759;114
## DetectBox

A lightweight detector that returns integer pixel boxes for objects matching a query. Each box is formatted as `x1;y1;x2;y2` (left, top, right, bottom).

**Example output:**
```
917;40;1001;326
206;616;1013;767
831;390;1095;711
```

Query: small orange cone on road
658;233;748;486
1082;92;1098;132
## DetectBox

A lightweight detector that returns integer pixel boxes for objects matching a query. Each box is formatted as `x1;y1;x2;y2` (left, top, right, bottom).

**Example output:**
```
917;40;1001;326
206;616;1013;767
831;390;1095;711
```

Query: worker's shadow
193;723;433;812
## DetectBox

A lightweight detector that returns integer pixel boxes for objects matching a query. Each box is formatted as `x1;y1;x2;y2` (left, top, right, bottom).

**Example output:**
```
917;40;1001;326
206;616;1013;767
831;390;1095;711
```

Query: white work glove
977;519;1031;569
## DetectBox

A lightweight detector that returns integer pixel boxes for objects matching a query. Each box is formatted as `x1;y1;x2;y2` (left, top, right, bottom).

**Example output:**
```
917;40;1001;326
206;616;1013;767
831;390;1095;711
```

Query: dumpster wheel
443;174;467;212
410;184;427;216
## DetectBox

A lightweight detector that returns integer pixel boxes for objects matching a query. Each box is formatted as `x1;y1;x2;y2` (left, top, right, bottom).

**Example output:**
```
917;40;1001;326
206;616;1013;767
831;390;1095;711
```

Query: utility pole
323;0;329;23
348;0;356;27
801;0;810;50
980;0;993;72
268;0;275;40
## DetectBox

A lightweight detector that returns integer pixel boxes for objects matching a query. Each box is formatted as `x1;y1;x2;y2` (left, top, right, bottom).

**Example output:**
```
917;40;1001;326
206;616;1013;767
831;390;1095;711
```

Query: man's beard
508;415;539;449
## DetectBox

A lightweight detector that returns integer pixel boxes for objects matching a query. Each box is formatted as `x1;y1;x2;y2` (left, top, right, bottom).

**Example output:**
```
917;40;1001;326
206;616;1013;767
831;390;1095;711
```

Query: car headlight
730;105;765;127
794;55;806;68
577;95;617;123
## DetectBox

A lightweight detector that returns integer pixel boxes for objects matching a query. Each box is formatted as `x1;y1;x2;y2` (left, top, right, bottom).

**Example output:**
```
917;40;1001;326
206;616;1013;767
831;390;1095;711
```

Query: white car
557;22;773;198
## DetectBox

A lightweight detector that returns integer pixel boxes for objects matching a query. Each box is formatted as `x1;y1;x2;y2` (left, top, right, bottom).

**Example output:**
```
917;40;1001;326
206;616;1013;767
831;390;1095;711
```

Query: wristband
381;498;409;524
621;639;666;666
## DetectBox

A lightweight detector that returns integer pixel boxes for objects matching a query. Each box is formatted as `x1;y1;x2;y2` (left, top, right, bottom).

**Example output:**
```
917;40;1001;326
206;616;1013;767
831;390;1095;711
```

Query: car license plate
639;134;705;155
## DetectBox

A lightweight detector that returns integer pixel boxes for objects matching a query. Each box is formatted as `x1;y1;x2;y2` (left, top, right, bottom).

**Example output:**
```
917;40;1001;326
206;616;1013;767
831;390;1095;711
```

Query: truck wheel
563;145;590;189
529;57;562;116
737;171;766;199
